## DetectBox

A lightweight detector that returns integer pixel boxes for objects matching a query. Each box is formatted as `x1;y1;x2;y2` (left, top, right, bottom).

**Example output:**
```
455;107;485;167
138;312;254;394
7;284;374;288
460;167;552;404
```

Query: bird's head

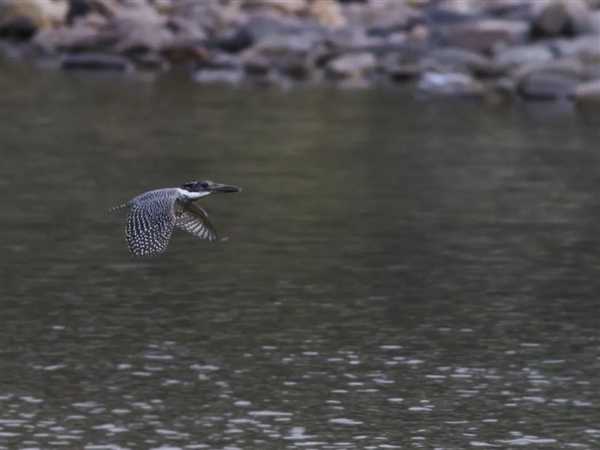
179;180;241;199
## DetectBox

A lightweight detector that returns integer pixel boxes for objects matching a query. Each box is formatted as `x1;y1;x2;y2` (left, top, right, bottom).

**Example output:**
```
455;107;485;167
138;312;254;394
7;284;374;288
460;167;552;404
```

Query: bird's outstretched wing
175;202;218;242
126;192;177;256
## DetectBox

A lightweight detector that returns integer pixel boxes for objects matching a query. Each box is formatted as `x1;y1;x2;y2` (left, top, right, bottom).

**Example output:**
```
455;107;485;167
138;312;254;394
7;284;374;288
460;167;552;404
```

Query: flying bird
113;180;241;256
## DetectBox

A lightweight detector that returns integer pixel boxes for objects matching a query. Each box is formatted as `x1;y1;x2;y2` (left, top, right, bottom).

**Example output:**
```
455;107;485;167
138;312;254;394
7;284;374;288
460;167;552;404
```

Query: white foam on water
85;445;130;450
149;447;182;450
248;411;292;417
190;364;219;372
144;353;174;361
93;424;128;433
234;400;251;407
408;406;433;412
284;426;314;441
498;437;557;446
380;345;402;350
43;364;66;371
20;397;43;404
329;418;363;426
0;419;26;426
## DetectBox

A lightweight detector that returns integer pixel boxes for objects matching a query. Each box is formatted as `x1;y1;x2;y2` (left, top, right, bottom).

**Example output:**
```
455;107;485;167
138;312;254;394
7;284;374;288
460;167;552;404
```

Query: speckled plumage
124;188;217;256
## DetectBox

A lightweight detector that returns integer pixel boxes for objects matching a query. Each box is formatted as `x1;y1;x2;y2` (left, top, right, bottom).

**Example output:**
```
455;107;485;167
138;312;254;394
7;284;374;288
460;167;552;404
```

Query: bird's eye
201;182;210;190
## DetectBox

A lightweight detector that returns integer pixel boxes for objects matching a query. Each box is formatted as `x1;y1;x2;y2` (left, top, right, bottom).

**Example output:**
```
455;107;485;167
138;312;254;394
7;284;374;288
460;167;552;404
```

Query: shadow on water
1;61;600;448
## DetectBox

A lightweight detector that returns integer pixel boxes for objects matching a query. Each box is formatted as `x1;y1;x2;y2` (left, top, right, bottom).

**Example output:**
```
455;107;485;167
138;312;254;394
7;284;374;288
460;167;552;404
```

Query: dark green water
2;62;600;449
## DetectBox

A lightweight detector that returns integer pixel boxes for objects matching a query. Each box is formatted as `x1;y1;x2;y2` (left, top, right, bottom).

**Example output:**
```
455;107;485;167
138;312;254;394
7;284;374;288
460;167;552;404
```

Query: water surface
1;63;600;449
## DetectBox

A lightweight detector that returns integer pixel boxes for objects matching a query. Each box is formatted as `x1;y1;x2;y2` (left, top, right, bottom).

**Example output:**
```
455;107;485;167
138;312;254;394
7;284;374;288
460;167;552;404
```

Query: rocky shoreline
1;0;600;105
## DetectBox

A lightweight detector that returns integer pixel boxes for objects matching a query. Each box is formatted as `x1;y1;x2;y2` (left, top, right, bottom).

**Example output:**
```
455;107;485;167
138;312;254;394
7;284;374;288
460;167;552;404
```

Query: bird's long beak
210;183;241;193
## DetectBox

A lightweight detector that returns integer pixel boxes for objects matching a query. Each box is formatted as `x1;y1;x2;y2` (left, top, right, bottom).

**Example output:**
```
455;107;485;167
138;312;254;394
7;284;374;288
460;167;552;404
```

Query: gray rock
109;17;172;56
574;79;600;104
441;19;530;54
61;52;132;71
552;36;600;61
341;0;421;35
517;72;578;100
418;71;485;96
532;0;591;36
494;44;555;71
326;51;376;79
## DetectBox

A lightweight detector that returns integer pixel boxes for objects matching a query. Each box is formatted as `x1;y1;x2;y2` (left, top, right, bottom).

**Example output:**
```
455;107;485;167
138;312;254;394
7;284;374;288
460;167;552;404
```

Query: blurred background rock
0;0;599;105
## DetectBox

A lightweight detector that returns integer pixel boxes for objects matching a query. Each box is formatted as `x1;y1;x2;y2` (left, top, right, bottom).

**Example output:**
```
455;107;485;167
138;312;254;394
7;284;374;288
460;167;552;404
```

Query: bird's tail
108;202;128;214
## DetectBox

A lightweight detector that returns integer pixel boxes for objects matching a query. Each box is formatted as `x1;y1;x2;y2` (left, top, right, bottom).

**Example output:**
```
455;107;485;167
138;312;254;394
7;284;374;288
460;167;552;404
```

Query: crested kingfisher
114;180;241;256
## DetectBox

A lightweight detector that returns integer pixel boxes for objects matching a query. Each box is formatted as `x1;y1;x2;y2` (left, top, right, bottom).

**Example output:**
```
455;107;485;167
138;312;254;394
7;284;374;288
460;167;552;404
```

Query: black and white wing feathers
175;202;218;242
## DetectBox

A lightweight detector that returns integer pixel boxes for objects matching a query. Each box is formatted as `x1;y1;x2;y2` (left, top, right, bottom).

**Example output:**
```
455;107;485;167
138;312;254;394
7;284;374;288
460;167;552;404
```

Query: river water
1;63;600;449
